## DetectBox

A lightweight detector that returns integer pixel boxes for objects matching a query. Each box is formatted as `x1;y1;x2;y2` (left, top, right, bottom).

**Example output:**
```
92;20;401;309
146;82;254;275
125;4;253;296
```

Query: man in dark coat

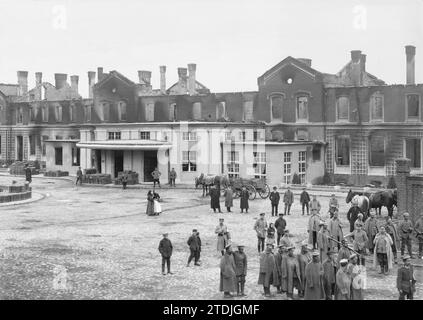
304;251;324;300
220;244;237;298
25;165;32;184
274;213;287;246
233;245;248;296
169;168;177;187
297;243;312;298
240;186;249;213
283;246;302;299
76;166;83;185
151;167;161;188
300;187;311;215
397;255;416;300
196;231;202;263
347;204;361;233
258;243;279;297
283;187;294;215
322;251;337;300
414;215;423;259
269;186;280;217
210;185;222;213
158;233;173;275
274;245;285;294
187;229;201;267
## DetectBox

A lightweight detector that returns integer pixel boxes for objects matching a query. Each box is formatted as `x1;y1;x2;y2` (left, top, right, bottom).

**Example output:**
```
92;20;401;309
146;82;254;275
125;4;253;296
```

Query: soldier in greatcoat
158;233;173;275
258;243;279;297
304;251;324;300
397;255;416;300
297;242;312;298
219;244;237;298
233;245;248;296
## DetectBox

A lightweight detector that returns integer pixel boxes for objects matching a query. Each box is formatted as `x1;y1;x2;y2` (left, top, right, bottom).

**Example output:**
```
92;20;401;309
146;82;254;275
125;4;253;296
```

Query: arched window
101;101;110;122
118;101;127;121
336;96;349;121
369;92;384;121
216;101;227;120
270;94;284;122
296;95;309;122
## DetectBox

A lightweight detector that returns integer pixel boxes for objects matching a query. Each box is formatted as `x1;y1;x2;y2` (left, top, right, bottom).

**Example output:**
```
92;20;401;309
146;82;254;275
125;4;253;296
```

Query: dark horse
346;189;370;219
195;173;230;197
369;190;397;218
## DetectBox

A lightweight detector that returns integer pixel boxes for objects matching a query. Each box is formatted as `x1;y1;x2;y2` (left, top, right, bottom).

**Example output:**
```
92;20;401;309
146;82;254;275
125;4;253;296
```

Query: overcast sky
0;0;422;98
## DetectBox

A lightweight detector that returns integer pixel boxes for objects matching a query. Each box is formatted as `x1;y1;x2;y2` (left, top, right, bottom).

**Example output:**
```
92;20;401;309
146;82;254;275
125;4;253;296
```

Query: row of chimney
14;45;417;99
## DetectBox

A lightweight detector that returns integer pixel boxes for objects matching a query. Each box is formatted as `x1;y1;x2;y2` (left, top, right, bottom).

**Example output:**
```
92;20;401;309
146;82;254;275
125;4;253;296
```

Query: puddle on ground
86;234;102;238
13;226;32;230
42;247;74;255
21;219;42;223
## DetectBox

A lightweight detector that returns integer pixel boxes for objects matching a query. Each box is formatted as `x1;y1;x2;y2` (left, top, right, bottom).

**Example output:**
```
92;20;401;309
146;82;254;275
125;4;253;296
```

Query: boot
240;282;246;296
379;266;383;274
236;283;240;296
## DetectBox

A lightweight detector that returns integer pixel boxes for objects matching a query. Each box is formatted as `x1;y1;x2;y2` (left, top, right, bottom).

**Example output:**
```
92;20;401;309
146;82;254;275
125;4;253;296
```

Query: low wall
0;191;32;203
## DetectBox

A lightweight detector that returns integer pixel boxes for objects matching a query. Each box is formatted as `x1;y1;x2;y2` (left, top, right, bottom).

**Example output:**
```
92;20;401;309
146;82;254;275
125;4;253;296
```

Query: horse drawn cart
229;177;270;200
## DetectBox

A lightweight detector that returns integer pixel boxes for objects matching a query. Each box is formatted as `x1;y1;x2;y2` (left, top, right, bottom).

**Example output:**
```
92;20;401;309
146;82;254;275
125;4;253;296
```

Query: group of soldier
157;185;421;300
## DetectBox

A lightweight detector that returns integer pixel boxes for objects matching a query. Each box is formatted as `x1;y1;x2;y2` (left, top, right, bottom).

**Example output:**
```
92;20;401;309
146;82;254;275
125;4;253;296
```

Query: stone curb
0;192;46;207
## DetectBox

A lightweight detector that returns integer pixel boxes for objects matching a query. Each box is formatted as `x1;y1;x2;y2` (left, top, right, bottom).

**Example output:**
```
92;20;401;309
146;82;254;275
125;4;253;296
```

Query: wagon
228;177;270;200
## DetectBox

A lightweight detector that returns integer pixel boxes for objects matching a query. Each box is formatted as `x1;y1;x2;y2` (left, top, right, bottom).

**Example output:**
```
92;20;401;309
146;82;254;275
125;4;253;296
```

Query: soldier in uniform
215;218;229;256
328;194;339;219
308;209;321;249
398;212;414;258
254;213;268;253
219;244;237;298
385;216;399;263
158;233;173;275
169;168;177;187
414;215;423;259
300;187;311;215
151;167;161;188
233;245;248;296
297;242;312;298
269;186;280;217
283;187;294;215
396;255;416;300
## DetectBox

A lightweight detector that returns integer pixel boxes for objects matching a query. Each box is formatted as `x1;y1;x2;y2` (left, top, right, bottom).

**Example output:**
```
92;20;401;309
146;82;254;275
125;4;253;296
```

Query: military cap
225;243;232;249
402;255;411;260
340;259;348;265
162;233;168;236
260;213;265;216
219;218;224;221
349;253;358;260
403;212;410;217
312;251;320;257
266;243;274;248
192;229;197;232
287;246;295;251
237;244;245;248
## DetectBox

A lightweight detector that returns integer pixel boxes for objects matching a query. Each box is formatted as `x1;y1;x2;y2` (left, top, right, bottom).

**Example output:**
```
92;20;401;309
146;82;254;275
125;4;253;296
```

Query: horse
346;189;370;219
369;190;397;218
195;173;229;197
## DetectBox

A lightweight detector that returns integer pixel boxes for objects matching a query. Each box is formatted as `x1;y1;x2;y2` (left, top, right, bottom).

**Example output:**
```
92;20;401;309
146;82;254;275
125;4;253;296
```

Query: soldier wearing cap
364;211;379;254
336;259;351;300
347;253;363;300
279;229;293;248
158;233;173;275
328;210;343;251
317;222;331;262
304;251;324;300
274;213;287;245
274;244;286;294
399;212;414;258
258;243;279;297
283;246;301;299
345;224;368;266
396;255;416;300
219;243;237;298
414;214;423;259
373;226;394;275
328;194;339;219
187;229;201;267
233;245;248;296
298;242;312;298
354;213;365;230
254;213;268;253
215;218;229;256
322;250;337;300
308;208;321;249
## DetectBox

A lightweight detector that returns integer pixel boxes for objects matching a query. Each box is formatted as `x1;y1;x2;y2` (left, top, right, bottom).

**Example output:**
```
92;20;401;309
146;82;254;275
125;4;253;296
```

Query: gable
94;71;135;91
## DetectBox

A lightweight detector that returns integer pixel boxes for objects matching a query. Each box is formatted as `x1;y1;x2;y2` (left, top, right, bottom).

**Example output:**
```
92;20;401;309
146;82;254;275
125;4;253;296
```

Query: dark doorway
95;150;102;173
16;135;23;161
114;150;124;178
144;151;157;182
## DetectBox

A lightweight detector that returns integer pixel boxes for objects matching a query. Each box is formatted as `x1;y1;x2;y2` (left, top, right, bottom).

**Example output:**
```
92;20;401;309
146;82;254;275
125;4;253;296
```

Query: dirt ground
0;176;421;300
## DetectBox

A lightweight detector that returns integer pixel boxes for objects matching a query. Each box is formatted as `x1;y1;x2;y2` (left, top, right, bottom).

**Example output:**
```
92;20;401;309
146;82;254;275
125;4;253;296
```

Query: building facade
0;45;421;186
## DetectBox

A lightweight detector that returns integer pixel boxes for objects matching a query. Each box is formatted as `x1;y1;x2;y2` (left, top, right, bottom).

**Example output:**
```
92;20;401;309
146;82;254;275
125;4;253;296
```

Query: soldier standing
396;255;416;300
151;167;161;188
283;187;294;215
254;213;268;253
233;245;248;296
169;168;177;187
414;215;423;259
300;187;311;215
158;233;173;275
398;212;414;258
269;187;280;217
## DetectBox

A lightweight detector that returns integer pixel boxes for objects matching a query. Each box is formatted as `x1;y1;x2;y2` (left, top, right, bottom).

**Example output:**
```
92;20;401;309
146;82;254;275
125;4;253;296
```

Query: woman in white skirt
153;191;162;215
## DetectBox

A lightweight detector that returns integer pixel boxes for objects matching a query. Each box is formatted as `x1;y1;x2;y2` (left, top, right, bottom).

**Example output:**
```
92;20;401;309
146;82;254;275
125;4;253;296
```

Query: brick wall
395;158;423;223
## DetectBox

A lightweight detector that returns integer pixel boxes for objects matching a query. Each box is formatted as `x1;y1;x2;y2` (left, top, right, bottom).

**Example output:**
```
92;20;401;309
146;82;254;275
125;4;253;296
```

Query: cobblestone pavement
0;176;421;300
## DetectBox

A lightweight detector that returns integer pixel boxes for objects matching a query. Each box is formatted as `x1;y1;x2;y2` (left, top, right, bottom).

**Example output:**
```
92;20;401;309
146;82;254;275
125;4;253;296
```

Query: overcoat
304;261;324;300
258;252;279;287
219;253;237;292
224;189;234;207
240;190;249;210
373;233;393;270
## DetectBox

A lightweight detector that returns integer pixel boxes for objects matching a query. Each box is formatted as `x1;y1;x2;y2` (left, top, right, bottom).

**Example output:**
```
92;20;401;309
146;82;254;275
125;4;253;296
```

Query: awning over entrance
76;139;172;150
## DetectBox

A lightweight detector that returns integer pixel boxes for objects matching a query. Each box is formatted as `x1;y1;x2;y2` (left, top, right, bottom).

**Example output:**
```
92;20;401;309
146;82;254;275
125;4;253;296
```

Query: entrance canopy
76;139;172;150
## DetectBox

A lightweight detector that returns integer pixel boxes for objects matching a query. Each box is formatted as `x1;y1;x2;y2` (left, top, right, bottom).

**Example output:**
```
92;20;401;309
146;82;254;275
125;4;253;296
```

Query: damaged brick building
0;45;421;186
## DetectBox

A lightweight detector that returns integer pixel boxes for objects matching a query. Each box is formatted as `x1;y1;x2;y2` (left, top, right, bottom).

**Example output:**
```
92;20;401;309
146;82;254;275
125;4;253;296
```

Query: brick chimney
160;65;166;93
138;70;152;86
350;50;363;86
55;73;67;89
88;71;96;99
17;71;28;96
97;67;104;82
188;63;197;95
70;75;79;94
405;45;416;85
178;67;188;93
35;72;42;100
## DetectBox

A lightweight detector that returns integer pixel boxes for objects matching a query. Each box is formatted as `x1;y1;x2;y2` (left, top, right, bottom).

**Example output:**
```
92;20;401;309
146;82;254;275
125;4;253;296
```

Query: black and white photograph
0;0;422;306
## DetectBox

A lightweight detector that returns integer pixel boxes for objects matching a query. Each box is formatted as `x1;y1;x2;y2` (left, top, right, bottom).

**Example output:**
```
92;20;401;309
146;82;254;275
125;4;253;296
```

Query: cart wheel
246;185;256;200
259;184;271;199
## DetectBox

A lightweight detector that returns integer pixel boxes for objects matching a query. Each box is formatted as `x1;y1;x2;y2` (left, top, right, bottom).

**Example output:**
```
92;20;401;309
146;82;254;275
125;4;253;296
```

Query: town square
0;0;422;302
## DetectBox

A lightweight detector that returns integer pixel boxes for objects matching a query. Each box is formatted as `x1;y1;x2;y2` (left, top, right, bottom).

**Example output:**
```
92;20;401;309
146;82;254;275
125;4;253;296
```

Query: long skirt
154;200;162;214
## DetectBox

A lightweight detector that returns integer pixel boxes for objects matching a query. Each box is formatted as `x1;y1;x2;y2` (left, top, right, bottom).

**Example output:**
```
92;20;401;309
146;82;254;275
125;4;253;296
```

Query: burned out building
0;45;421;186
